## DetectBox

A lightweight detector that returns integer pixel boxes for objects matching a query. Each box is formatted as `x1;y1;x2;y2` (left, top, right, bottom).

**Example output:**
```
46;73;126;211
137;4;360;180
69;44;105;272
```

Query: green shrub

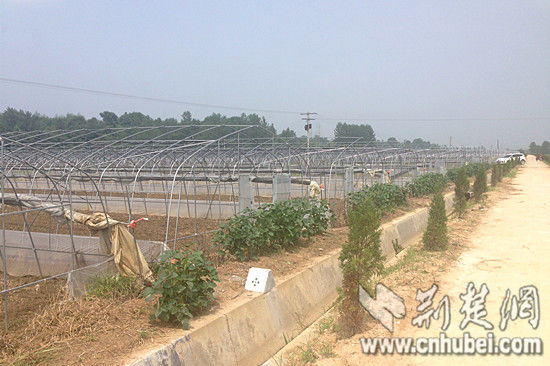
496;164;503;182
144;250;219;328
494;158;521;180
504;158;521;176
453;166;469;218
423;192;448;250
338;193;384;335
350;183;407;213
446;167;460;182
465;162;491;177
490;164;498;187
214;197;332;261
447;162;490;181
407;173;449;197
472;166;488;201
86;275;140;300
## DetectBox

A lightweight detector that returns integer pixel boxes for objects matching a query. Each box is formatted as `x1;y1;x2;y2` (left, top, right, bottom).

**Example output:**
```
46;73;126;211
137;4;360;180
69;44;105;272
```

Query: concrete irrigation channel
125;194;454;366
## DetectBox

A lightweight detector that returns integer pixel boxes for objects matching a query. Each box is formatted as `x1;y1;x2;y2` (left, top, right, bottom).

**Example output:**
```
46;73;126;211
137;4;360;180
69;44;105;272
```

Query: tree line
528;141;550;155
0;107;439;148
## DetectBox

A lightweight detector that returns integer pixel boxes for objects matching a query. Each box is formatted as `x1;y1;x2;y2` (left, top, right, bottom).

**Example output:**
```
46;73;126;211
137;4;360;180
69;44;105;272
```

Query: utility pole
449;136;452;148
301;112;317;165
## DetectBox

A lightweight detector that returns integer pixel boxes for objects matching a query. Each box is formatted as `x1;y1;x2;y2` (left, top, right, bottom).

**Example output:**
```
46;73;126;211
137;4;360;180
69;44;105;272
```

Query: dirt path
313;156;549;365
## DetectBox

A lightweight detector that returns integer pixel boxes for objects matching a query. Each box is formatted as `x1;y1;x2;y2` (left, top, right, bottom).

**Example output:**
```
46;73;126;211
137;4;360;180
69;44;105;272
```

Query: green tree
279;127;297;138
423;192;448;250
334;122;375;143
453;166;469;218
411;138;431;149
472;167;488;201
387;137;399;147
99;111;118;125
338;194;384;335
181;111;192;124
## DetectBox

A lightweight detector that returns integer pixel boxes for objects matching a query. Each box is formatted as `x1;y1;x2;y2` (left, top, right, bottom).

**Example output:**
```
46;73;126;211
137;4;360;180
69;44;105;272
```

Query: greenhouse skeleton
0;125;497;328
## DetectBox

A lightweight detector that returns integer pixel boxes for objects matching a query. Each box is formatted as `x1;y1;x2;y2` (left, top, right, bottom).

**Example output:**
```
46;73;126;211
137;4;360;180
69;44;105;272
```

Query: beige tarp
1;194;153;281
66;211;153;281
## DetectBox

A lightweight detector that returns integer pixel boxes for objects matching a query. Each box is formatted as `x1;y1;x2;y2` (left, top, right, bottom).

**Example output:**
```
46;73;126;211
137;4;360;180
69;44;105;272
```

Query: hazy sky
1;1;549;149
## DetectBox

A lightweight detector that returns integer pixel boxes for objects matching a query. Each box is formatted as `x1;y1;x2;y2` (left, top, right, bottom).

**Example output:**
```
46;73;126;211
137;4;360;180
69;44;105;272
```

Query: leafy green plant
338;193;384;336
214;197;332;261
86;275;140;300
407;173;449;197
144;250;219;328
349;183;407;215
453;166;469;218
472;166;488;201
423;192;448;251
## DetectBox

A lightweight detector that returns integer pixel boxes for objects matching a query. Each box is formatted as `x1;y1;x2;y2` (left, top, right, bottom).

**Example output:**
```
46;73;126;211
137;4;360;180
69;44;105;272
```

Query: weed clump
86;275;140;300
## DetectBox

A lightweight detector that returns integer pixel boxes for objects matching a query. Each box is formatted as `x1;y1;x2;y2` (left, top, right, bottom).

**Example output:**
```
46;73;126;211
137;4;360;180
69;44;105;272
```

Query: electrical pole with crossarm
301;112;317;165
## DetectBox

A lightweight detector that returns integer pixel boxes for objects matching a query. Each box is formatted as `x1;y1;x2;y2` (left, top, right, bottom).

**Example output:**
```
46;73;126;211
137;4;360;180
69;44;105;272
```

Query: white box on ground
245;267;275;293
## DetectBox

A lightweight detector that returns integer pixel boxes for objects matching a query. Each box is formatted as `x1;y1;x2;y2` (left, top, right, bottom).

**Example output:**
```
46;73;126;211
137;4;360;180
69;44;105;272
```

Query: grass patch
383;246;427;276
319;341;336;358
317;315;335;335
295;340;336;364
299;342;317;363
86;275;140;300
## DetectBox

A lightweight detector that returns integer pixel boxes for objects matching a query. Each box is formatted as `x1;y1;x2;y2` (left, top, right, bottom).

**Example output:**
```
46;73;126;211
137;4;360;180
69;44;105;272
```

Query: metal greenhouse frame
0;125;496;328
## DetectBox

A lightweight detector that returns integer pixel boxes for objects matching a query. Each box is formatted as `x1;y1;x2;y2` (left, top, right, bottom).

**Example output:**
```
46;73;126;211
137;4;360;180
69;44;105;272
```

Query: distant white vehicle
496;152;526;165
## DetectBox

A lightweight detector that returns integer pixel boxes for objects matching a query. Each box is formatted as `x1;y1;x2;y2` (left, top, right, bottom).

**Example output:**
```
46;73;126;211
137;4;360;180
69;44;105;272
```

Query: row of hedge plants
446;162;490;182
214;197;332;261
349;183;407;213
491;158;522;185
406;173;449;197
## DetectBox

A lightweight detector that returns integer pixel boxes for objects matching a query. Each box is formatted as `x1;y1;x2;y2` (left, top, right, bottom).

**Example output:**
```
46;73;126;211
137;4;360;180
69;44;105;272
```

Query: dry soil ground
285;156;549;365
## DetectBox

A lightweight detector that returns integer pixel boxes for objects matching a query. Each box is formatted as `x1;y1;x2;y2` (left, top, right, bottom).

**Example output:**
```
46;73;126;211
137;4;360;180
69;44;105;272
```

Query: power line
317;116;550;122
0;77;301;115
1;77;548;122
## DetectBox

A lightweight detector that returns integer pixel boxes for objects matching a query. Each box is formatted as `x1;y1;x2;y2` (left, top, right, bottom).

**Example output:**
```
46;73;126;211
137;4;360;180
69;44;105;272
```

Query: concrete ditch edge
130;193;455;366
